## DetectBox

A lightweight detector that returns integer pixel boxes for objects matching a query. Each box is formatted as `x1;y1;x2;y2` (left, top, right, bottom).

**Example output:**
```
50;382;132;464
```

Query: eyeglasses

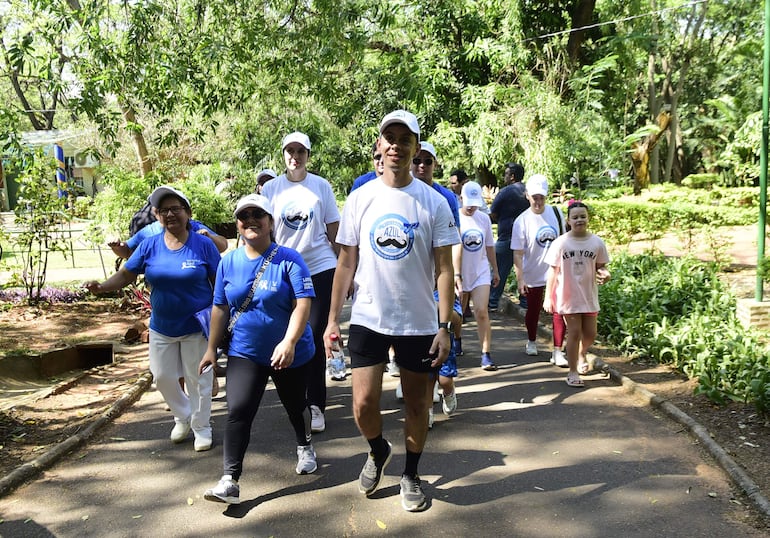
412;158;434;166
158;206;185;216
237;208;269;221
373;154;382;161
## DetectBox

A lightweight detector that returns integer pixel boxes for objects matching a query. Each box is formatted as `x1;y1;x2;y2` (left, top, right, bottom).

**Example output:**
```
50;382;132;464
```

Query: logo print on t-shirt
461;229;484;252
535;225;558;250
282;202;313;231
370;214;415;260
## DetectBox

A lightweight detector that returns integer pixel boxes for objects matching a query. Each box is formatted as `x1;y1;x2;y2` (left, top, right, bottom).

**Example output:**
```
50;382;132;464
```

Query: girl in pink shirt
544;202;610;388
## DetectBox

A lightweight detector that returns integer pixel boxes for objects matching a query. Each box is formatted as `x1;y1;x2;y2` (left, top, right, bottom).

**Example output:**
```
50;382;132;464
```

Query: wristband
454;273;462;279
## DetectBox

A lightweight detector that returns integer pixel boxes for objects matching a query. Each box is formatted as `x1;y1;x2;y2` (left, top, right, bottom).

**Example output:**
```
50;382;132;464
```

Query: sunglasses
373;154;382;161
237;208;269;221
412;157;434;166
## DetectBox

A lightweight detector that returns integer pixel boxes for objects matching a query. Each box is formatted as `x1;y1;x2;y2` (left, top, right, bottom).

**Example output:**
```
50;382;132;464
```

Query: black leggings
222;356;311;481
307;268;335;411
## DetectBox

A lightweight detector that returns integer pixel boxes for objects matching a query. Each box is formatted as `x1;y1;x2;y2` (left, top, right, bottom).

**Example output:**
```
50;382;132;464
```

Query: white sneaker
552;349;568;367
395;382;403;401
442;391;457;416
204;475;240;504
170;420;190;443
310;405;325;433
525;340;538;356
387;359;400;377
296;444;317;475
193;429;213;452
433;383;440;403
428;407;434;429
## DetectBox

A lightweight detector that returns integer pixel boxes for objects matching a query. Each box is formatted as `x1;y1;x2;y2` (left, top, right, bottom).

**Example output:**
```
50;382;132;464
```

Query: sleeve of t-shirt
125;226;152;251
335;194;360;247
544;235;563;267
433;197;461;248
190;220;218;237
510;216;525;250
123;236;152;274
483;214;494;245
596;237;610;265
285;248;316;299
213;256;228;306
200;235;221;279
321;181;341;225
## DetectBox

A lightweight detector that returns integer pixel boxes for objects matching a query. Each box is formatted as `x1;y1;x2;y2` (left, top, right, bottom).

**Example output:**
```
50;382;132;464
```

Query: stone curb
497;294;770;519
0;370;153;498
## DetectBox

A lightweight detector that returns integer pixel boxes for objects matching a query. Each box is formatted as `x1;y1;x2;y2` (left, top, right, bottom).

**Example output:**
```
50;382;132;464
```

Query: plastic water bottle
328;333;346;381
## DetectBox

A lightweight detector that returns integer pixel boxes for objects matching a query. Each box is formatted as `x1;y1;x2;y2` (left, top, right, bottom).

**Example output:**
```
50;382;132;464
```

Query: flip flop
566;373;584;388
577;362;590;375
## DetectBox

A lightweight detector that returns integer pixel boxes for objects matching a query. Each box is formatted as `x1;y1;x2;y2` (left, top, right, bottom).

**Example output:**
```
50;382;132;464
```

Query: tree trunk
631;111;670;195
120;104;153;178
567;0;597;62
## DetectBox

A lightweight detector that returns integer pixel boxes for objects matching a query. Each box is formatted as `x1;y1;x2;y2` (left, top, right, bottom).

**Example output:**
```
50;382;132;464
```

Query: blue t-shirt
213;244;316;367
432;182;460;228
490;182;528;243
126;220;217;251
124;232;221;337
350;171;378;193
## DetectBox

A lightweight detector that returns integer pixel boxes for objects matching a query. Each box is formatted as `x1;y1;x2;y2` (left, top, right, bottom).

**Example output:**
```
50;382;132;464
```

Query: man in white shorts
325;110;459;512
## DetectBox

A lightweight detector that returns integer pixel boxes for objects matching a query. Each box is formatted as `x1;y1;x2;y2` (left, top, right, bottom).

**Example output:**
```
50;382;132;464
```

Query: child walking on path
544;201;610;388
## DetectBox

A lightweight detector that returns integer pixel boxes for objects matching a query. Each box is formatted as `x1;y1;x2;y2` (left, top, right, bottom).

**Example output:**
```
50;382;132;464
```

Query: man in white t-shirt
325;110;459;512
510;174;567;364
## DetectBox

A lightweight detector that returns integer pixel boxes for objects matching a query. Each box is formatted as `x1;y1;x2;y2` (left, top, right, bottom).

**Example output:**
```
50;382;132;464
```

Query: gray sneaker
204;475;240;505
296;444;317;475
358;440;392;496
400;474;427;512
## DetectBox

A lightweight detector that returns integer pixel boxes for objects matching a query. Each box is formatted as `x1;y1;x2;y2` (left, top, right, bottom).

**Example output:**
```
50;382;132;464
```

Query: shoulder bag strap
226;245;279;334
552;205;564;235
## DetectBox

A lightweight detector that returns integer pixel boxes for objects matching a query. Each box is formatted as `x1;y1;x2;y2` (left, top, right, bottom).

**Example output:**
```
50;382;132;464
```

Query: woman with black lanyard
200;194;317;505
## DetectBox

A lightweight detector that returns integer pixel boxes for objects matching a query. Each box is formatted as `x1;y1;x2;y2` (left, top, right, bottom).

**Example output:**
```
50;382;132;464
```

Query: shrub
599;252;770;414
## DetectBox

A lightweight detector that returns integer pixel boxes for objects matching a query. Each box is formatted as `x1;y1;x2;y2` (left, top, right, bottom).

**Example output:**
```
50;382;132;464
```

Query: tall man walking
324;110;459;512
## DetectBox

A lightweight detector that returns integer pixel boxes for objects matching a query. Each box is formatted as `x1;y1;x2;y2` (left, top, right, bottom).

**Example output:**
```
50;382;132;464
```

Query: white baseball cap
419;141;437;159
148;185;191;211
379;110;420;140
233;193;273;218
461;181;485;208
256;168;277;184
526;174;549;197
281;132;311;151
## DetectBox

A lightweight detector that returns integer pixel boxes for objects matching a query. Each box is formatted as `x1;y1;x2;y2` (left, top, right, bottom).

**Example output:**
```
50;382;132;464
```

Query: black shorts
347;324;437;374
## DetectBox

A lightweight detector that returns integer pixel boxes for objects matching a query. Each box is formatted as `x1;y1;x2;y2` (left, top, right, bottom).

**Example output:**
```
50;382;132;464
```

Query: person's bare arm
324;244;357;355
325;221;340;256
271;297;312;369
431;244;454;367
83;267;137;294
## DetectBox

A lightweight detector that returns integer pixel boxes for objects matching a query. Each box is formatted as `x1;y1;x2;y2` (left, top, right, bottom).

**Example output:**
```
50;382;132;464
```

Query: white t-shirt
337;177;460;335
261;173;341;275
510;206;564;288
545;232;609;314
459;209;494;291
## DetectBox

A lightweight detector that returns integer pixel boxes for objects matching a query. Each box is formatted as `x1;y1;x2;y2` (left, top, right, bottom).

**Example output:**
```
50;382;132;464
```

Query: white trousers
148;330;212;436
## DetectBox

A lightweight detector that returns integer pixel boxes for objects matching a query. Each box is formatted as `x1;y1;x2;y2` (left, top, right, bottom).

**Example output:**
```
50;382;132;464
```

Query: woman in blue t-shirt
84;186;221;452
200;194;317;506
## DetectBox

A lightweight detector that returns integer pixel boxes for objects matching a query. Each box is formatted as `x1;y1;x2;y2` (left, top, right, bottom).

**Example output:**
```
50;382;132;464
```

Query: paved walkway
0;304;764;537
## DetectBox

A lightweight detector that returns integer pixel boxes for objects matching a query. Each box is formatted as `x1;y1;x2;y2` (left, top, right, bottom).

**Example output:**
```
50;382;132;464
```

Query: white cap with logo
419;141;437;159
461;181;485;208
233;193;274;218
148;185;191;210
281;132;311;151
526;174;549;197
379;110;420;140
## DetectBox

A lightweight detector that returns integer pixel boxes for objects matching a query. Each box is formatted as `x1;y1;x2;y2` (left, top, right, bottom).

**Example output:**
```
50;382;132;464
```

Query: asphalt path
0;306;762;537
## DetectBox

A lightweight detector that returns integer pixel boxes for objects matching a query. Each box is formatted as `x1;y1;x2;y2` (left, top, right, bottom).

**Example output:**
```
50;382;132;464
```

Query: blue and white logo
461;229;484;252
535;225;558;250
282;202;313;231
369;214;417;260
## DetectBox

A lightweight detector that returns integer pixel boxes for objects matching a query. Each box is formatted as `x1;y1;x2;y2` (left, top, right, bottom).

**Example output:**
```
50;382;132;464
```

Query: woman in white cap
255;168;276;194
458;181;500;371
260;131;341;434
510;174;567;364
84;185;221;452
200;193;317;505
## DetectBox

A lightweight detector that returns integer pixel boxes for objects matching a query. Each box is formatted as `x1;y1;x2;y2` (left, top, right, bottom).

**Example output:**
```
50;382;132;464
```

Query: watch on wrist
438;321;452;331
454;273;462;279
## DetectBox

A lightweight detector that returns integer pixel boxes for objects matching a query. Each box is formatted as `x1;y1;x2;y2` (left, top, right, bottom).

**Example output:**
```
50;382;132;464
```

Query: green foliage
10;151;71;304
681;174;719;189
598;253;770;414
174;175;230;227
85;166;155;242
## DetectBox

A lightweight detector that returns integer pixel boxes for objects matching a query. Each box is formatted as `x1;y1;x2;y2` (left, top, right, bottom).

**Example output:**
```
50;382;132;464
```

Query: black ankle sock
403;450;422;478
367;435;388;460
